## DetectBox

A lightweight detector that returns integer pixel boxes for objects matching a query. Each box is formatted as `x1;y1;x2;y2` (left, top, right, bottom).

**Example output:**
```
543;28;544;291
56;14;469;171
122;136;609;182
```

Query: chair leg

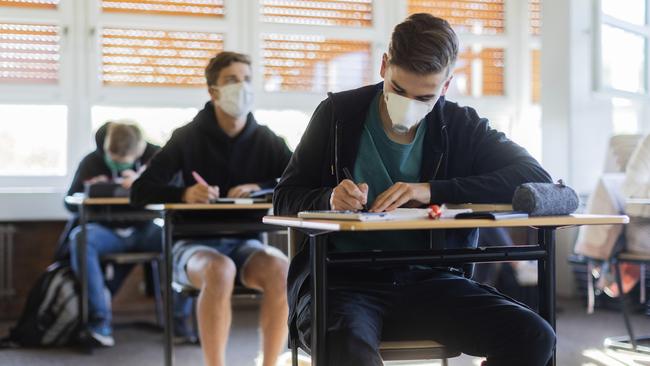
614;261;637;350
151;259;164;328
442;358;449;366
291;342;298;366
587;260;595;314
641;264;646;305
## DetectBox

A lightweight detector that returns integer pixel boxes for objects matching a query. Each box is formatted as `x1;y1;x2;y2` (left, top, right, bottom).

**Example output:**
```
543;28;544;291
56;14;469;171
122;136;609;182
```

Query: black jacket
130;102;292;205
65;122;160;212
273;82;552;324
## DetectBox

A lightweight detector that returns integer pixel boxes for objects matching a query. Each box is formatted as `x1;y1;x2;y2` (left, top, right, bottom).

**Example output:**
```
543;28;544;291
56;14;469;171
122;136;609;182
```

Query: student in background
131;51;292;366
66;122;160;347
274;14;555;366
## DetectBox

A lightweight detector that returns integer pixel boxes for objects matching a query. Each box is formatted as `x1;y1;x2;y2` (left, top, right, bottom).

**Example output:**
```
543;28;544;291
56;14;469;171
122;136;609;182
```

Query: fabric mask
383;91;435;134
104;154;134;173
215;82;253;118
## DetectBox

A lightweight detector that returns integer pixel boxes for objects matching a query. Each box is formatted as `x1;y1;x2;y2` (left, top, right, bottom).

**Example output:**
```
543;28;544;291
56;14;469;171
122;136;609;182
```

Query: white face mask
383;91;436;134
214;82;253;118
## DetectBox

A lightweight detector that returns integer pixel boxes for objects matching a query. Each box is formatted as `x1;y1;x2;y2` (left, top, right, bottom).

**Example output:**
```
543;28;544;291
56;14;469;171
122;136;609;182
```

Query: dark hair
388;13;459;75
205;51;251;87
104;122;143;157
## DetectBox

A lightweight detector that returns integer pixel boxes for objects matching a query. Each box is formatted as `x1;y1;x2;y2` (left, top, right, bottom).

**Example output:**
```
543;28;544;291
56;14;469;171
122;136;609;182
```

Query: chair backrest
604;134;643;173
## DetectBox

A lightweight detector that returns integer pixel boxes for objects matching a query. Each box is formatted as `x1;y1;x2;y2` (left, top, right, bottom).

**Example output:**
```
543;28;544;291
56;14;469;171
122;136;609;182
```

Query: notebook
213;198;268;204
297;208;430;222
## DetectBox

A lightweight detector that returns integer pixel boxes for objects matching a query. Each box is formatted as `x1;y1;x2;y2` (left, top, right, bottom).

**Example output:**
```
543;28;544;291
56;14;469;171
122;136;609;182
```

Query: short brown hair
388;13;459;75
104;122;143;157
205;51;251;87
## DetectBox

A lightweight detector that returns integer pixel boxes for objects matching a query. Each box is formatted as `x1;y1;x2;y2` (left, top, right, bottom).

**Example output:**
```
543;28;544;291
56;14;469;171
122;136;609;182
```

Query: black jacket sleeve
258;135;293;190
130;131;186;206
273;100;334;215
64;153;106;212
429;108;552;204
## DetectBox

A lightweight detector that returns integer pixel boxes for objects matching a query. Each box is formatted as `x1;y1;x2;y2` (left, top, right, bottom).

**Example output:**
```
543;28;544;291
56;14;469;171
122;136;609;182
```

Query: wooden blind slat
261;33;371;92
0;23;59;84
453;46;504;96
531;49;540;103
101;27;223;87
0;0;58;9
101;0;224;17
261;0;373;27
408;0;505;35
529;0;541;36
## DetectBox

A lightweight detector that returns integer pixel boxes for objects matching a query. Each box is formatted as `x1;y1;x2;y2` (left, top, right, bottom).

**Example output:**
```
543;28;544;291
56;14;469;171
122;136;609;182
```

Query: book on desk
297;207;528;222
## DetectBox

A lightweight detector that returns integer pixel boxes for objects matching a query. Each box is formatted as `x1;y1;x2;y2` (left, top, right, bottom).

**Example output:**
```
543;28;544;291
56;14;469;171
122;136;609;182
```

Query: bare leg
242;248;289;366
186;251;236;366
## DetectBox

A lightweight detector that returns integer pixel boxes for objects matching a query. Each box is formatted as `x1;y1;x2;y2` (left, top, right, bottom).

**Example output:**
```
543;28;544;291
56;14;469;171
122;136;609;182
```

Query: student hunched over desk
273;14;556;366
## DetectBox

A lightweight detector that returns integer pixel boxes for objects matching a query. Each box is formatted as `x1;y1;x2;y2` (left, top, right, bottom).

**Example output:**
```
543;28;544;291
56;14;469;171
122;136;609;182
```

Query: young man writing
274;14;556;366
67;122;160;346
131;51;292;366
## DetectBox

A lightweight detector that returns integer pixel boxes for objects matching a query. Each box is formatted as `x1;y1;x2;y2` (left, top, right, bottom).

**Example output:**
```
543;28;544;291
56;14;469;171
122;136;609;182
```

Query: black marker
342;167;368;212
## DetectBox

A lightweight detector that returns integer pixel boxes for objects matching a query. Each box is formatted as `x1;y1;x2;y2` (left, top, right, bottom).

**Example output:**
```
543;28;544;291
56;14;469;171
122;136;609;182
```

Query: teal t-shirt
331;91;430;252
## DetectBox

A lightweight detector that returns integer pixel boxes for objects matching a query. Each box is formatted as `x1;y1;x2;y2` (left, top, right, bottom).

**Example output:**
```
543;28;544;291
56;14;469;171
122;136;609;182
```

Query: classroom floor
1;298;650;366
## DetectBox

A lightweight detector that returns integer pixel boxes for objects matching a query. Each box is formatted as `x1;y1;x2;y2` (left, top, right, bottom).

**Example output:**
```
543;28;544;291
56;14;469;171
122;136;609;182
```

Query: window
451;46;504;97
91;106;198;146
597;0;649;95
261;34;372;93
255;109;311;150
101;27;223;87
101;0;224;17
0;0;58;9
0;105;67;176
408;0;505;35
0;23;60;84
260;0;373;27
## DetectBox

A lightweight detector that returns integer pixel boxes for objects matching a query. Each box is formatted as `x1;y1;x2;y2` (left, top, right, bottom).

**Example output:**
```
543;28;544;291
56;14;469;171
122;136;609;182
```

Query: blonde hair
104;121;144;157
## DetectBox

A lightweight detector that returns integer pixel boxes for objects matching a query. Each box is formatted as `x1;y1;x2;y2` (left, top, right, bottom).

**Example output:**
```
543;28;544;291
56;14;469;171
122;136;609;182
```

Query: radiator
0;224;15;297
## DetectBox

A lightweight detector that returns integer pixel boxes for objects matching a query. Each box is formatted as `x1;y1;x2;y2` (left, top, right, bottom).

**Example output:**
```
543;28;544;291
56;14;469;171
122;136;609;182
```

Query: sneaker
173;316;198;344
89;323;115;347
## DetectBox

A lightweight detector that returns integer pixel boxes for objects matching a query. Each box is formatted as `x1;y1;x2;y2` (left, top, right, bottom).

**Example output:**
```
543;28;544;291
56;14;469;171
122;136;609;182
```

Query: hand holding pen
182;171;220;203
329;167;368;211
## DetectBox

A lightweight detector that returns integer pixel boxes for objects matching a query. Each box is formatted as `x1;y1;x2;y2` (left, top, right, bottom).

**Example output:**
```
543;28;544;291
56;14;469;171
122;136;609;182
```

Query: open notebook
298;208;431;222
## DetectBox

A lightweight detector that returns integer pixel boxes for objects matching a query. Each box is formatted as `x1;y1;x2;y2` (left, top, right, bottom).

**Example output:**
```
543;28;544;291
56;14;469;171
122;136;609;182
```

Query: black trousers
295;267;555;366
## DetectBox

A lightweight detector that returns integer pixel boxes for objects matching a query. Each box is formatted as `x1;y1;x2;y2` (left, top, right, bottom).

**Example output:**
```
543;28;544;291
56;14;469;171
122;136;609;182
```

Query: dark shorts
172;238;266;288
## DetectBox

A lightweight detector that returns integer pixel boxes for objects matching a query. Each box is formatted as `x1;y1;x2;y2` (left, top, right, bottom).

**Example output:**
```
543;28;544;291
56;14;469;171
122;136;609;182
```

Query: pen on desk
342;167;368;212
192;171;208;186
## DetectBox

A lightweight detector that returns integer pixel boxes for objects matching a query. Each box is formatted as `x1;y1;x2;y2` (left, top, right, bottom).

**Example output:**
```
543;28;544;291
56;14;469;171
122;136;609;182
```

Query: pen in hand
342;167;368;212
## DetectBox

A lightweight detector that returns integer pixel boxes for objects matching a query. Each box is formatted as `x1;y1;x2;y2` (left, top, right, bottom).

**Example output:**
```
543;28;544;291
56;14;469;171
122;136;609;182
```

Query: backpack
2;261;80;347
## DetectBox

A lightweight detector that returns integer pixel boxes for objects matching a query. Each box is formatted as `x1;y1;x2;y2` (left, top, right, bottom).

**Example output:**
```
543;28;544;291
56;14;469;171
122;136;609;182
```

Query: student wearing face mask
131;52;292;366
274;14;555;366
64;122;161;347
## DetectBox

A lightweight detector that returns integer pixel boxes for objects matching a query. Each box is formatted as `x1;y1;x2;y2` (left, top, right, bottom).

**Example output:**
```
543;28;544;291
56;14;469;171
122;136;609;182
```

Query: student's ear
208;85;220;101
380;53;388;79
440;75;453;96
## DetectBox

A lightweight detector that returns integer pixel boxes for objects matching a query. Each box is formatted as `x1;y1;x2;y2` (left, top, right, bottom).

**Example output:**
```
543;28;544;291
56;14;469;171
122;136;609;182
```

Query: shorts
173;237;266;288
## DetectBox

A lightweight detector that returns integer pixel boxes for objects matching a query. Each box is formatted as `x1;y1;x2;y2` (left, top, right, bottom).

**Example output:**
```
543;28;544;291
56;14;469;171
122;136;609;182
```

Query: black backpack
2;261;80;347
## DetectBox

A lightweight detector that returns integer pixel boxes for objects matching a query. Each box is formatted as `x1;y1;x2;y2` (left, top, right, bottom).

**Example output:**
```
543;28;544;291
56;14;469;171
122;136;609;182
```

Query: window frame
594;0;650;100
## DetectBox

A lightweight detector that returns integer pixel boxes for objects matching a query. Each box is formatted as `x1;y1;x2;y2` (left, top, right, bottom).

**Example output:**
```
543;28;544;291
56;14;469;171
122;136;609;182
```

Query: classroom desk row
65;195;629;366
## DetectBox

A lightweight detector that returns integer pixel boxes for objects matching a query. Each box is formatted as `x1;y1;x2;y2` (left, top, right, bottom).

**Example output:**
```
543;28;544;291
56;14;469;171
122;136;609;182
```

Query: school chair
285;229;461;366
101;251;164;327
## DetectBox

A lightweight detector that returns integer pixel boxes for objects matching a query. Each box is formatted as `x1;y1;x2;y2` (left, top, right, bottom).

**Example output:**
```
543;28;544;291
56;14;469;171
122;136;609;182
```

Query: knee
512;312;556;363
244;249;288;291
200;254;237;291
327;327;381;366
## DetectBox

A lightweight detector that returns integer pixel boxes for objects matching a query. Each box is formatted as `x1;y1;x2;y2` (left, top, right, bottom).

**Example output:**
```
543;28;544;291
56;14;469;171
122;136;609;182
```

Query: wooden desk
263;214;629;366
146;203;272;366
64;195;160;352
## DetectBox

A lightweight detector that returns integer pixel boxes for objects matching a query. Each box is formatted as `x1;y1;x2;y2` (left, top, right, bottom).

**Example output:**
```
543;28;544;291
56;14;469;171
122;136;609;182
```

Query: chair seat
171;281;260;298
379;340;461;361
617;252;650;263
100;252;161;264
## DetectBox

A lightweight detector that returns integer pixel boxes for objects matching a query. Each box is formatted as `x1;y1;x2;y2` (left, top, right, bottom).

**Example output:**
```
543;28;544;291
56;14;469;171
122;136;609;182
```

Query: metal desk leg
310;234;327;366
163;211;174;366
538;228;556;366
78;204;92;353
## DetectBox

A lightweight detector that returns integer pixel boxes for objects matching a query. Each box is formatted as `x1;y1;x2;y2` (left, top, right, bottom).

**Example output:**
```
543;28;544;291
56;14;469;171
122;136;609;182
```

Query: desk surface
626;198;650;205
146;203;273;211
64;196;130;206
263;214;629;232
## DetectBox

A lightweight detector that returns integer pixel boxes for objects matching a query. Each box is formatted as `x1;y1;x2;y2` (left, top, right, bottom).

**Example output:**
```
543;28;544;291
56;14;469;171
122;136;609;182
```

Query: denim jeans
70;222;163;327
